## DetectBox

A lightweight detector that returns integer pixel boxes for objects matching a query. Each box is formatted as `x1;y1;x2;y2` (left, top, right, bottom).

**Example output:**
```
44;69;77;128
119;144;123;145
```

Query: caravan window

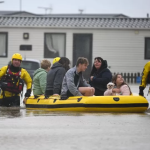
44;33;66;58
0;33;8;57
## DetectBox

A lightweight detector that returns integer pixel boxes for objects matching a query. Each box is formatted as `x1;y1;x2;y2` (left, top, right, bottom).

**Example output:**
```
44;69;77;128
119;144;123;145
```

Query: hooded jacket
33;68;47;95
89;60;112;96
45;62;66;95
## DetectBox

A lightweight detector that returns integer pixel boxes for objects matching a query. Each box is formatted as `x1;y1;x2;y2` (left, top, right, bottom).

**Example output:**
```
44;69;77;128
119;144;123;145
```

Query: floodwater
0;84;150;150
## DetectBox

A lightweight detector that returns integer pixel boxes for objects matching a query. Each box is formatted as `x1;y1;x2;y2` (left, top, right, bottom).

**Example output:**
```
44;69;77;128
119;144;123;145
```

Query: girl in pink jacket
104;74;132;96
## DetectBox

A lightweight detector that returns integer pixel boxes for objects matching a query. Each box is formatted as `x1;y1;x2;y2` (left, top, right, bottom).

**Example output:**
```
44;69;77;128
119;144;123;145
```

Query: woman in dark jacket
45;57;70;97
89;57;112;96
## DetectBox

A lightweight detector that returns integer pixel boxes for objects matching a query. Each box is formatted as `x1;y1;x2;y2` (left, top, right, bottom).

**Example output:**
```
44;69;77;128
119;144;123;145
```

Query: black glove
24;89;31;97
0;82;7;89
139;86;144;96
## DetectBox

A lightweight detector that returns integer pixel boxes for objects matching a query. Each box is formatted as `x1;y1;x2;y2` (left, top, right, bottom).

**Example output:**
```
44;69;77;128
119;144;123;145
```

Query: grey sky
0;0;150;17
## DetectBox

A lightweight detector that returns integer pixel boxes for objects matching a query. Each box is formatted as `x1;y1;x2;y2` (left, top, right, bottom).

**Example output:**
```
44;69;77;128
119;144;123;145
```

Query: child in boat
33;60;51;96
45;57;70;97
61;57;95;99
104;74;132;96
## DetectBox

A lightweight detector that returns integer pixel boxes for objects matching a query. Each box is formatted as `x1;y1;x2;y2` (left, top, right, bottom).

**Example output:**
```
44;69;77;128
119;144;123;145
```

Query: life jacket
147;72;150;84
1;65;24;95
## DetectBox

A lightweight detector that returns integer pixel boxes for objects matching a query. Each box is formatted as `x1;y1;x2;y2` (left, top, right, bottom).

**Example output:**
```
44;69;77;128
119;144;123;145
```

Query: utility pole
38;6;53;14
20;0;22;12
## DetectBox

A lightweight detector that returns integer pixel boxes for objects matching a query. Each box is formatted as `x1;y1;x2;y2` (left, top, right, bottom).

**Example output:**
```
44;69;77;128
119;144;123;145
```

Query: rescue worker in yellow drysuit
0;53;32;107
139;61;150;96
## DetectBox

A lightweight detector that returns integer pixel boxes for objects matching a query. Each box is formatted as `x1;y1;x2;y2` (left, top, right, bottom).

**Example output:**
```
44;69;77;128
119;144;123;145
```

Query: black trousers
45;90;61;97
45;90;53;96
0;96;20;107
67;90;74;97
94;88;105;96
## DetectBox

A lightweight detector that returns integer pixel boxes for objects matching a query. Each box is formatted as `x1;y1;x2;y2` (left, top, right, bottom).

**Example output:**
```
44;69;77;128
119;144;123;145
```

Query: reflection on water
0;107;23;118
1;107;150;118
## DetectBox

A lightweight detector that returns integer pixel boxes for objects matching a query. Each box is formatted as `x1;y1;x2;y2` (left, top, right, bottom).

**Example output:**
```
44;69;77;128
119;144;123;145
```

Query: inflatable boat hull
26;95;149;113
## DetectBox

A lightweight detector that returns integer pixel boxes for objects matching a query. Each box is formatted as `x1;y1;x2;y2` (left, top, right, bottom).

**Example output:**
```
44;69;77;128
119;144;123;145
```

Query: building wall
0;27;150;74
93;29;150;73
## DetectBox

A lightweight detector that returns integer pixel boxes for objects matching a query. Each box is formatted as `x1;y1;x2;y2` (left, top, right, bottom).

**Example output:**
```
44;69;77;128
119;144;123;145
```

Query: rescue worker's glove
139;86;144;96
0;81;7;89
24;89;31;97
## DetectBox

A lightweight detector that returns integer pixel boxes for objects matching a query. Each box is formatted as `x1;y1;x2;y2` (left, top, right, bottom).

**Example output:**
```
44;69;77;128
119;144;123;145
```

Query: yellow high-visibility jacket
140;61;150;88
0;66;32;98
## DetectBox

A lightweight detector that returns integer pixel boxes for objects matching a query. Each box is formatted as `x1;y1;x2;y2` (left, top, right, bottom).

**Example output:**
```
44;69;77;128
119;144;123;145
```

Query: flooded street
0;84;150;150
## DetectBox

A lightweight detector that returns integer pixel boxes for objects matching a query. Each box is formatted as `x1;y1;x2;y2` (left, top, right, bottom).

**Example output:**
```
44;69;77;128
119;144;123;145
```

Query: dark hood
100;60;108;71
51;62;63;69
90;58;108;76
96;57;108;72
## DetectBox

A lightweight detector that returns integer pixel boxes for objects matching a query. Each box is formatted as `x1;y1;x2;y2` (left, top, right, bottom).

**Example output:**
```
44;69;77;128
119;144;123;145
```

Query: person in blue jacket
89;57;112;96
